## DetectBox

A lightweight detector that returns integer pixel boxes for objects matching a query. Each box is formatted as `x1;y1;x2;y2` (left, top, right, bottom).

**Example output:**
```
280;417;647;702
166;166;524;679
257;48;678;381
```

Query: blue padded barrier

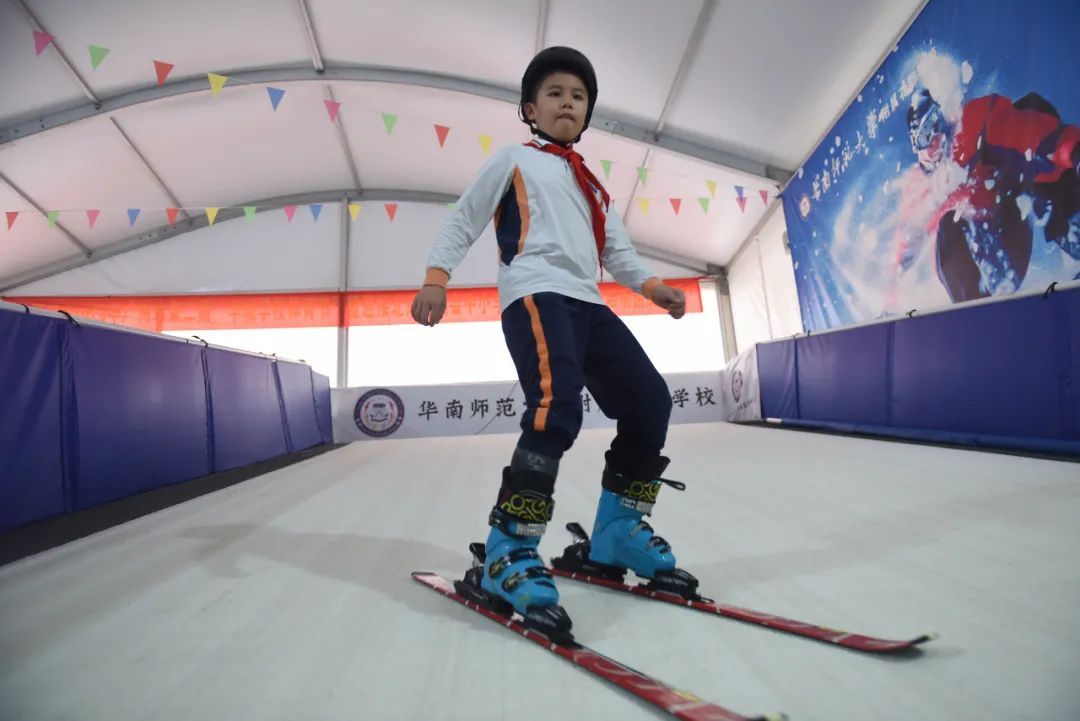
313;372;332;445
0;312;66;531
67;325;211;510
205;349;289;473
276;361;323;452
754;287;1080;456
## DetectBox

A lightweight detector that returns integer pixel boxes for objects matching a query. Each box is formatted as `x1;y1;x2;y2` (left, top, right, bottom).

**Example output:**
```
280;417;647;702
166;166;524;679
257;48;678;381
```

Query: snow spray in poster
781;0;1080;332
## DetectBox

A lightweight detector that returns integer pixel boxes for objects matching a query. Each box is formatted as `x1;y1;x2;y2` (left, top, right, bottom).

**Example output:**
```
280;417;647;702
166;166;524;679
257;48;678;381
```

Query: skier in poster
904;88;1080;300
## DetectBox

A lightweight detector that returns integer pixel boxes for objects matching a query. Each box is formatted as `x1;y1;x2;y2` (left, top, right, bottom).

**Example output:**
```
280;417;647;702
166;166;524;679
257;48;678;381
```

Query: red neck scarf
526;140;611;262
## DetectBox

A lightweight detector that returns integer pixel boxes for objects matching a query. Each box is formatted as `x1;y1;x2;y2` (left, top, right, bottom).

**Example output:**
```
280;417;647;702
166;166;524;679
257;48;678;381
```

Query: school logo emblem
731;370;744;404
354;388;405;437
799;194;812;219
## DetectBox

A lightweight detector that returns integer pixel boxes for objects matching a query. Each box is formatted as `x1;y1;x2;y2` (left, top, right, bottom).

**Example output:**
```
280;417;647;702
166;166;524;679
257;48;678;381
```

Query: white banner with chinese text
331;371;725;442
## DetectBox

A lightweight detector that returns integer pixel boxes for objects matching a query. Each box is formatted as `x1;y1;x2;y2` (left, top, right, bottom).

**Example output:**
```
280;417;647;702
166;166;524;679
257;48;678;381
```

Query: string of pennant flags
20;30;776;230
4;186;773;231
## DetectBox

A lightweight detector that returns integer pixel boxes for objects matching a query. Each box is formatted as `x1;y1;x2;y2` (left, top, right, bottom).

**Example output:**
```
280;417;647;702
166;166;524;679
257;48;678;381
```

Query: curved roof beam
0;66;790;183
0;188;453;293
0;185;713;293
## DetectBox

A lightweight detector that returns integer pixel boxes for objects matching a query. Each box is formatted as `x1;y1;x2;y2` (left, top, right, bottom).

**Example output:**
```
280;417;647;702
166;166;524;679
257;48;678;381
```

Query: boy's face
525;71;588;143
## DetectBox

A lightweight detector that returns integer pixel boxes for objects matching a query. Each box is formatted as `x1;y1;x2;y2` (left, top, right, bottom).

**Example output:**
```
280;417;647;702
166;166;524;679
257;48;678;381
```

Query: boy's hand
650;284;686;319
411;285;447;326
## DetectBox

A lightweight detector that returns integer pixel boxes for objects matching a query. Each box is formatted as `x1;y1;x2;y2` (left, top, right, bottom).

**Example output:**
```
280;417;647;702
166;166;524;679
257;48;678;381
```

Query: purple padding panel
1068;290;1080;440
0;311;65;531
277;361;322;451
797;324;891;425
207;349;288;472
892;292;1066;438
69;326;210;510
756;340;798;419
313;372;332;444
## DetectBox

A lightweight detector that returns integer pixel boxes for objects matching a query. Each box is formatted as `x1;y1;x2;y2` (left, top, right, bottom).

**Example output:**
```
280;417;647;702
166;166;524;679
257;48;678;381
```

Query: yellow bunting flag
348;203;362;221
637;199;650;214
205;207;220;225
478;134;493;155
207;73;228;97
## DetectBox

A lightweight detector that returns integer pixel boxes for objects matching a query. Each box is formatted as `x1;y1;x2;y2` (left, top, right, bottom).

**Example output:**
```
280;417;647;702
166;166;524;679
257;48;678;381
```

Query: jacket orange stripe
523;295;553;432
513;167;530;255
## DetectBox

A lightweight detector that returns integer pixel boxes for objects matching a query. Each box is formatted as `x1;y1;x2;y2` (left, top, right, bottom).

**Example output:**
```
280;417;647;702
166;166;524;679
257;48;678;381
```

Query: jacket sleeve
600;204;659;295
424;146;516;282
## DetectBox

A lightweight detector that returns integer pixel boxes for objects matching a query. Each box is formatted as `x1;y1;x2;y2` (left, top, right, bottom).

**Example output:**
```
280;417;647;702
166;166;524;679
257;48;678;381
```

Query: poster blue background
782;0;1080;332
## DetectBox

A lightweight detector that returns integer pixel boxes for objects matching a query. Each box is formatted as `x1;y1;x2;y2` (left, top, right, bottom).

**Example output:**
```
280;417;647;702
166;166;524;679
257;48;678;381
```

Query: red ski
412;572;786;721
548;567;936;654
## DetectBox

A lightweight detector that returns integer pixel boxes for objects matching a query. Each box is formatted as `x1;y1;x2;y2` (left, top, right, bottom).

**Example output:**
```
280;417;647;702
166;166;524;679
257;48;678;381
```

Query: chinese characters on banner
331;371;727;442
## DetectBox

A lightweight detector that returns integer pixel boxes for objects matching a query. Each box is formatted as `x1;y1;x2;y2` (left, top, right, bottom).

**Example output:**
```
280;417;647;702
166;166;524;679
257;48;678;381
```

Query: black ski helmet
519;46;598;138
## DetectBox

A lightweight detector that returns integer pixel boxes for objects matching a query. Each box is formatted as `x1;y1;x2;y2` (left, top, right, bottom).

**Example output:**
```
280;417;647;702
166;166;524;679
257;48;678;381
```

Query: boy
411;47;696;641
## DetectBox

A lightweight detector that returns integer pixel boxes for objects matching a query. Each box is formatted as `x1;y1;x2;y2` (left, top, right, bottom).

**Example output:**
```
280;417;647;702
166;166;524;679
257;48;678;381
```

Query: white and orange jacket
424;138;660;311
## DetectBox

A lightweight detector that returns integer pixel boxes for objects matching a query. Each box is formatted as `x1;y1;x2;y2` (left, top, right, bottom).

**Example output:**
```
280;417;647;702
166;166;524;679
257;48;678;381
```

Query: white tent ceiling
0;0;924;293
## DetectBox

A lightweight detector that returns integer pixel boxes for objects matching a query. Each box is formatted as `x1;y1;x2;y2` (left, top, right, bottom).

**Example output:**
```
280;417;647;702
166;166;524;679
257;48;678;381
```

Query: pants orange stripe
523;295;553;432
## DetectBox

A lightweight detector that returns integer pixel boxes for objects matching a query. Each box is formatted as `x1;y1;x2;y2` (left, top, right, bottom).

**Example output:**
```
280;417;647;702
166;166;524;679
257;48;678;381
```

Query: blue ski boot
455;465;572;643
551;455;700;599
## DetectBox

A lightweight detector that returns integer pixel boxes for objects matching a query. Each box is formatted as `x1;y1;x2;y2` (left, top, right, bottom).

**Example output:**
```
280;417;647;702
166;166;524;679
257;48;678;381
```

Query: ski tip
917;631;940;644
753;713;789;721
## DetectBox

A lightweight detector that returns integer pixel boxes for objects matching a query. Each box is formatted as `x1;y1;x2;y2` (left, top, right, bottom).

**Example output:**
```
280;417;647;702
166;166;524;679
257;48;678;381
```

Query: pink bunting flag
669;198;682;215
760;190;770;206
166;208;180;224
86;209;101;227
384;203;398;222
33;31;54;55
434;124;450;148
284;205;297;222
735;196;748;213
324;100;341;123
5;211;18;230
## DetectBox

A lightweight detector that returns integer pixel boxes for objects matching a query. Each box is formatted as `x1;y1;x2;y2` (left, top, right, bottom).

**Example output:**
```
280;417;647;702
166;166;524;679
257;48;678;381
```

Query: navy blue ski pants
501;292;672;470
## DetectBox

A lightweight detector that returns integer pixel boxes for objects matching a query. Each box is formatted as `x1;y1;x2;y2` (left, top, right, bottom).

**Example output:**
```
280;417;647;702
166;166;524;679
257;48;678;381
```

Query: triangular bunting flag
5;211;18;230
88;45;110;70
244;206;256;219
205;208;219;225
478;135;493;155
637;199;650;214
207;73;228;97
636;167;648;185
267;87;285;111
86;209;100;228
324;100;340;123
600;160;612;179
33;31;54;55
382;113;398;135
166;208;180;224
153;60;174;86
760;190;770;206
127;208;141;226
669;198;682;215
348;203;362;221
47;210;60;227
697;197;710;214
706;180;717;199
310;204;323;221
734;185;748;213
434;124;450;148
284;205;297;222
385;203;398;222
